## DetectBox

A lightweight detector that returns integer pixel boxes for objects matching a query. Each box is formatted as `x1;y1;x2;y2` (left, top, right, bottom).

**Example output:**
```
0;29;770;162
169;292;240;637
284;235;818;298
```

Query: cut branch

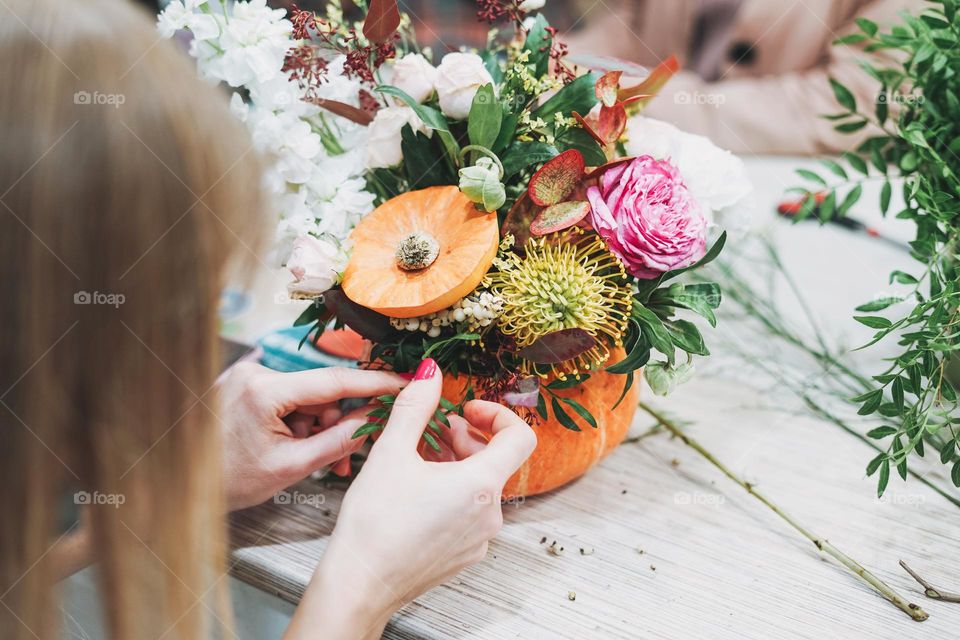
639;401;929;622
900;560;960;603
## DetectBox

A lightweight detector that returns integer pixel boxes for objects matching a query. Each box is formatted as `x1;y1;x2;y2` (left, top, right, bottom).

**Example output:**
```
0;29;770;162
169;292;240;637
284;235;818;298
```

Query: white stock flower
365;106;430;169
208;0;292;87
286;235;346;299
157;0;218;39
390;53;438;104
519;0;546;11
435;52;494;120
624;116;754;230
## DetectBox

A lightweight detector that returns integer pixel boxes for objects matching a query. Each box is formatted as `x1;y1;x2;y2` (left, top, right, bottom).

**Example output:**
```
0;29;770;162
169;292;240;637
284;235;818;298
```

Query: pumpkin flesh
342;186;500;318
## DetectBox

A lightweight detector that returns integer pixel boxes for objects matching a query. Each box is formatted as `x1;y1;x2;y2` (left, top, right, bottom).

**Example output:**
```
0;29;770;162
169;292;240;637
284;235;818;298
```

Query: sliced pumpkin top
342;186;500;319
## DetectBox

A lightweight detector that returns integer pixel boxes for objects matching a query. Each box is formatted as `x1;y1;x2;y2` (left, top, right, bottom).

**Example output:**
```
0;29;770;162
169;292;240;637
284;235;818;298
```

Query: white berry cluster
389;291;505;337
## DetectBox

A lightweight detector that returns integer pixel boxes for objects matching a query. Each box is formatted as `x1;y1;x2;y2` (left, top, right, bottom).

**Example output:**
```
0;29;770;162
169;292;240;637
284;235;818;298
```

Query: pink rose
587;155;706;279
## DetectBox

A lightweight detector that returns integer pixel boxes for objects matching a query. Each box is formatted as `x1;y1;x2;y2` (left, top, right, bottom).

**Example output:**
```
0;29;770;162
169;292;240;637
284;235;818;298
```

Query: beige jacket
564;0;920;155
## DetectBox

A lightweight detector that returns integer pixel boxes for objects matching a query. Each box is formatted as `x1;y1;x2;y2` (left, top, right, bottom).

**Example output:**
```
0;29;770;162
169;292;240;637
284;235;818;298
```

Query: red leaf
585;156;634;180
501;193;541;250
529;200;591;236
595;71;622;107
618;54;680;105
306;97;374;125
572;112;605;146
362;0;400;43
596;104;626;144
527;150;585;207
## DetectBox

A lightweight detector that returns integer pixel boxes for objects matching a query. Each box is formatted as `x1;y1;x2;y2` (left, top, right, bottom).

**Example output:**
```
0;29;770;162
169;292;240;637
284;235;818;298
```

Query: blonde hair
0;0;265;638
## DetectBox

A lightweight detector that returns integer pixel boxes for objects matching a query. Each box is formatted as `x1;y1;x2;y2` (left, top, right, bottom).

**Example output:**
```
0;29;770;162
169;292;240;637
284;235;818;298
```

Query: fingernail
398;372;416;381
413;357;437;381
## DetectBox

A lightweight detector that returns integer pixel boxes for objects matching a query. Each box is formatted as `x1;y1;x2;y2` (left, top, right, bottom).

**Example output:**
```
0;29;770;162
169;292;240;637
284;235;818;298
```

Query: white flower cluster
157;0;375;274
366;51;495;169
389;291;505;337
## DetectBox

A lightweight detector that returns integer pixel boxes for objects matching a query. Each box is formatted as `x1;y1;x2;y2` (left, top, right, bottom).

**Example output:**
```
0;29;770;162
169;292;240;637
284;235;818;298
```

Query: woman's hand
218;362;407;511
286;358;537;640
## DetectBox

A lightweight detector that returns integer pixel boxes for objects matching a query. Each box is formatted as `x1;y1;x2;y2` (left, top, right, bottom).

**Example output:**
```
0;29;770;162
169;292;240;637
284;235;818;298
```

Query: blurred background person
561;0;921;155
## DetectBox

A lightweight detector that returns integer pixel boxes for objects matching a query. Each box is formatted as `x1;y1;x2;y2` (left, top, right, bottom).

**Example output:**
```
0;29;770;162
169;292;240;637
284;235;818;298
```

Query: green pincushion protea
490;230;632;376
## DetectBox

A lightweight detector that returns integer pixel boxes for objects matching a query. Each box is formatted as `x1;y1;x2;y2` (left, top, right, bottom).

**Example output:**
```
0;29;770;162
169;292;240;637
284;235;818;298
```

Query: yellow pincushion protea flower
490;230;633;377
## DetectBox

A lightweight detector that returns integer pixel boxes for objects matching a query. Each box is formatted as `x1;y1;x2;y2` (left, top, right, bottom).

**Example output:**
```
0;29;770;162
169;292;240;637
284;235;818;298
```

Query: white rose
435;52;495;121
624;116;754;230
286;235;345;299
365;106;430;169
390;53;438;104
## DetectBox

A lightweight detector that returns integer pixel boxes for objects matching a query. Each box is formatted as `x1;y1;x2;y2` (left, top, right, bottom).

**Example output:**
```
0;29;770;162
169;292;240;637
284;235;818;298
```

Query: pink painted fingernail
413;358;437;381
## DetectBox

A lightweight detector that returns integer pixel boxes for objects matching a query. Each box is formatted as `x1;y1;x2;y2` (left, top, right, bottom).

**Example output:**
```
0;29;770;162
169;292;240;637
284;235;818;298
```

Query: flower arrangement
161;0;751;493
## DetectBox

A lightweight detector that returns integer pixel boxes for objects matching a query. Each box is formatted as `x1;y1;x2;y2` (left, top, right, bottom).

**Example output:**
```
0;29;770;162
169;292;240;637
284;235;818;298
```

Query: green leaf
855;17;878;36
605;322;651;374
532;72;601;121
842;152;869;175
500;141;558;178
560;398;598;428
829;78;857;111
467;84;502;149
293;301;325;326
866;426;897;439
866;452;886;476
551;396;581;432
400;124;456;187
880;180;892;214
952;460;960;487
877;459;891;497
536;391;548;420
856;388;883;415
522;14;552;77
664;319;709;356
352;422;385;438
634;304;675;361
376;85;460;160
836;120;868;133
649;283;720;327
421;431;441;452
820;159;848;179
796;168;827;186
554;127;606;166
855;296;902;312
855;315;893;329
837;184;863;217
661;231;727;282
890;270;918;285
610;371;634;410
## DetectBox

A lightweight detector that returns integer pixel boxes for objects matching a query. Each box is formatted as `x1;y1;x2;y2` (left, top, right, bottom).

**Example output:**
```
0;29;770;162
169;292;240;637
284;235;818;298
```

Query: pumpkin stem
396;232;440;271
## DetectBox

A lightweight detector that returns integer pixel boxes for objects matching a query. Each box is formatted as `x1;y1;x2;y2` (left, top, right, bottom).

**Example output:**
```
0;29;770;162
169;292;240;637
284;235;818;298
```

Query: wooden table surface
225;158;960;639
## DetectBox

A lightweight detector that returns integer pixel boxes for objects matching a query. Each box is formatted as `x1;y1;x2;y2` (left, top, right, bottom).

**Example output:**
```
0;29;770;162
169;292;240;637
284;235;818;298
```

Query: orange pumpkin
429;348;639;498
342;186;500;318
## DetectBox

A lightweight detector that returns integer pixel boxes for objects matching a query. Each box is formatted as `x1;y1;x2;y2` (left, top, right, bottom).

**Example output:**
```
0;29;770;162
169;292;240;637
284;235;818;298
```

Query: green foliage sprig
793;0;960;495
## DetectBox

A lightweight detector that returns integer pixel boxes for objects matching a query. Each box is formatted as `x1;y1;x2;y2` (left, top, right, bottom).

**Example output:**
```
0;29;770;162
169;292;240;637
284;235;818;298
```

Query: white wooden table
65;158;958;639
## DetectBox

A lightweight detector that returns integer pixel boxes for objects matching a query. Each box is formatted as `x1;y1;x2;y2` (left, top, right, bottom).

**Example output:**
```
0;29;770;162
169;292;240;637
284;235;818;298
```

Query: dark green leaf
560;398;598;428
829;78;857;111
855;315;892;329
551;396;581;432
532;72;601;121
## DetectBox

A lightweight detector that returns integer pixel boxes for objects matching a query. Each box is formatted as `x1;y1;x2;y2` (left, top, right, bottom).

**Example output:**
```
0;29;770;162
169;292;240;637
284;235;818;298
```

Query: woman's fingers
266;366;408;413
443;414;489;459
375;359;441;453
461;400;537;481
276;406;372;475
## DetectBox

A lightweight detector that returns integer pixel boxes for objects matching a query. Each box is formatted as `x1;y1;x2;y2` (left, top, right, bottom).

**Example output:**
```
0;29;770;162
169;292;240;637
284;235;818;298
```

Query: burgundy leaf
323;289;393;341
362;0;401;44
517;328;596;364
